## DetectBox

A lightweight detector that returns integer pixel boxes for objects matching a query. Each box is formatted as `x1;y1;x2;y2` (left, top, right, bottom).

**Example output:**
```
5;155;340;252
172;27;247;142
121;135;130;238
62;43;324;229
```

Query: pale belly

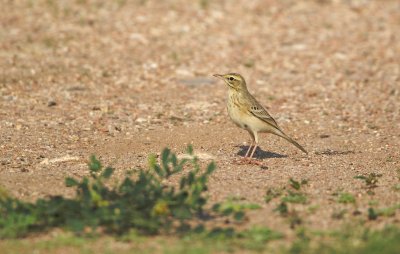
227;102;274;133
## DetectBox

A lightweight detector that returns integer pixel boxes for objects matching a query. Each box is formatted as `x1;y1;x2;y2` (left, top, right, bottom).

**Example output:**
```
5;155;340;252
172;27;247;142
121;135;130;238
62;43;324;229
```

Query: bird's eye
229;77;234;81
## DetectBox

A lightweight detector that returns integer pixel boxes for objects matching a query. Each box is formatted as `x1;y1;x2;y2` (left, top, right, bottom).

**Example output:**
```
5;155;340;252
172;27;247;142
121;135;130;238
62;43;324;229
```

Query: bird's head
213;73;247;91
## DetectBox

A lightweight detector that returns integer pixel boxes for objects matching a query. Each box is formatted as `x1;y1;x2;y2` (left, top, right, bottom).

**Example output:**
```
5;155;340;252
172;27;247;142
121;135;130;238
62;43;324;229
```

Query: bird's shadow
236;145;287;159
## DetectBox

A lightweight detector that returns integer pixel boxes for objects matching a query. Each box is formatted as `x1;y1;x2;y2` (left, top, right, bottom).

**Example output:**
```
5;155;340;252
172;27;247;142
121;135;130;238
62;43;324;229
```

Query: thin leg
244;130;256;158
244;142;254;158
249;144;258;159
248;131;259;160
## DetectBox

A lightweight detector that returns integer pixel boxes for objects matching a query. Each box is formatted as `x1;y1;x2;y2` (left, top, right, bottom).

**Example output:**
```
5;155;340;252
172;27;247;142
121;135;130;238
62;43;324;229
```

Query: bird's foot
233;157;249;165
233;157;263;166
246;159;263;166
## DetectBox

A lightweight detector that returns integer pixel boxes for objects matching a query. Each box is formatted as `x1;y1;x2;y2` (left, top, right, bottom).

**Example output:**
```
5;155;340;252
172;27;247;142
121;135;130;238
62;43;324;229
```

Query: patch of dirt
1;0;400;238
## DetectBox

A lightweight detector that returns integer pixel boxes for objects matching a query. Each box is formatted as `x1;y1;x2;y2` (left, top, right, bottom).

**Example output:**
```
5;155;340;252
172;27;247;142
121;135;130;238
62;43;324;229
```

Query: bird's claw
233;157;263;166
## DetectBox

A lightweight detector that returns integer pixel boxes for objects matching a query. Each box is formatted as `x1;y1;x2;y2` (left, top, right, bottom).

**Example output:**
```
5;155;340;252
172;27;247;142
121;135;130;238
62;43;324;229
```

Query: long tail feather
273;130;308;154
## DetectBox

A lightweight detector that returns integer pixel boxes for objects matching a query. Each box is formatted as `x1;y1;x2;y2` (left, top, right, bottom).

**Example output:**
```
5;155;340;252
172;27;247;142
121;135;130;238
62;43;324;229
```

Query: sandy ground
1;0;400;237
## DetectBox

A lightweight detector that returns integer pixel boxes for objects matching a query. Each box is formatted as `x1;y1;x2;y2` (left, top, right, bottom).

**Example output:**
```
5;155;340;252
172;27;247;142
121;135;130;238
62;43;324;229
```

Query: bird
213;73;307;161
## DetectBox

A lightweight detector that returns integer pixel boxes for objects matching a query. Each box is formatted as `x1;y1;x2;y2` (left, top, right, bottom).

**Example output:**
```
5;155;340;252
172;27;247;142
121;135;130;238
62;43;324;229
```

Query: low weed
337;192;356;204
354;173;382;195
0;146;218;238
212;197;261;222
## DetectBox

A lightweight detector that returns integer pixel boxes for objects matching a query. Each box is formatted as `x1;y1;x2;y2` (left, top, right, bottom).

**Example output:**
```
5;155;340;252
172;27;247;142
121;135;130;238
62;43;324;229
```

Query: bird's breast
227;94;250;130
227;92;275;133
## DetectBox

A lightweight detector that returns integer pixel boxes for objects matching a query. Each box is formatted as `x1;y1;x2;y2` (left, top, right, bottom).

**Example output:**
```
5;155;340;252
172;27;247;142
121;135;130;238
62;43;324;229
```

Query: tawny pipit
214;73;307;160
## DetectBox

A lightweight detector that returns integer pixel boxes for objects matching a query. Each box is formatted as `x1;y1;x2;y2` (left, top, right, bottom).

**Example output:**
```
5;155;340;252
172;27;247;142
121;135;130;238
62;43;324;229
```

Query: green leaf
186;144;193;155
282;191;307;204
265;188;282;203
187;172;195;185
161;148;171;176
206;162;216;174
222;207;234;216
274;202;288;216
148;154;157;169
212;203;221;212
65;177;79;187
154;164;164;177
244;203;262;210
171;154;177;166
101;167;114;179
172;207;192;220
289;178;301;190
234;211;245;221
337;192;355;204
89;155;102;172
368;207;378;220
179;176;187;189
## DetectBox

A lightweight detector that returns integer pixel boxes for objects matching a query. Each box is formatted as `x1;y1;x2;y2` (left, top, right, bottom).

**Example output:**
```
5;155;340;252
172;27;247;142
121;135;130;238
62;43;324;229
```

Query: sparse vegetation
282;191;307;204
264;187;283;203
355;173;383;195
269;178;309;229
1;150;399;252
212;196;261;222
0;147;221;238
337;192;356;204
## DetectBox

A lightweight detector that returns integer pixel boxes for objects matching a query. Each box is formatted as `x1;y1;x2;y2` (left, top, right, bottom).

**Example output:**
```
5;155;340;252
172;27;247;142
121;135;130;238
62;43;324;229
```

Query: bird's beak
213;74;224;80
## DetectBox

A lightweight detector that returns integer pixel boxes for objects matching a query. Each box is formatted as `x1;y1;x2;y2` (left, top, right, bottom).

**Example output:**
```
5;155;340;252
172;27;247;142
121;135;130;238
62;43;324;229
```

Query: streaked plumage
214;73;307;160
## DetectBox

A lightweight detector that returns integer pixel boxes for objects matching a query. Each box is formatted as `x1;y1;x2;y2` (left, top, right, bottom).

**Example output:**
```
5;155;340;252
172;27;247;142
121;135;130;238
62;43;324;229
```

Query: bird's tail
273;129;308;154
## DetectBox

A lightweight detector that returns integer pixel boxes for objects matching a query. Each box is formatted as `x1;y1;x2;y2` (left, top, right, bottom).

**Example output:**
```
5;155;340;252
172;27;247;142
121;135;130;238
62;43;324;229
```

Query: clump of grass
282;191;307;204
354;173;382;195
288;226;400;254
212;197;261;222
264;188;283;203
289;178;308;190
368;204;400;220
337;192;356;204
265;178;309;205
270;178;309;229
202;226;283;251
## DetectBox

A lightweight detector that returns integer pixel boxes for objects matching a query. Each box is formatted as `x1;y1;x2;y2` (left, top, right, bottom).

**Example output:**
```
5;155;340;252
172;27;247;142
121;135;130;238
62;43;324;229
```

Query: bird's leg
244;130;256;160
246;143;263;165
249;144;258;159
248;131;259;160
244;141;254;158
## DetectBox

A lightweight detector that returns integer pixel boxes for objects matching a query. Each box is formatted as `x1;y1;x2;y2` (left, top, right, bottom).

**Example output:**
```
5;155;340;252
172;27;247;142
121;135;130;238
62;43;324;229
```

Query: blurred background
1;1;399;133
2;0;399;130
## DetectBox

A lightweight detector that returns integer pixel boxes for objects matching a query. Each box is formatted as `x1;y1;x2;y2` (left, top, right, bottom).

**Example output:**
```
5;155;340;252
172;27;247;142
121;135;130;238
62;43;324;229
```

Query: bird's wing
246;94;280;130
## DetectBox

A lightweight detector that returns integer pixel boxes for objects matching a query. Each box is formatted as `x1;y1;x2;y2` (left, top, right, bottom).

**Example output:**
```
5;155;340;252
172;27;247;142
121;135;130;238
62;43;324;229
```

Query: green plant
355;173;382;195
264;188;283;203
212;197;261;222
266;179;309;205
274;202;288;216
289;178;308;190
282;191;307;204
271;179;309;229
368;208;378;220
368;204;400;220
0;147;217;238
337;192;356;204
